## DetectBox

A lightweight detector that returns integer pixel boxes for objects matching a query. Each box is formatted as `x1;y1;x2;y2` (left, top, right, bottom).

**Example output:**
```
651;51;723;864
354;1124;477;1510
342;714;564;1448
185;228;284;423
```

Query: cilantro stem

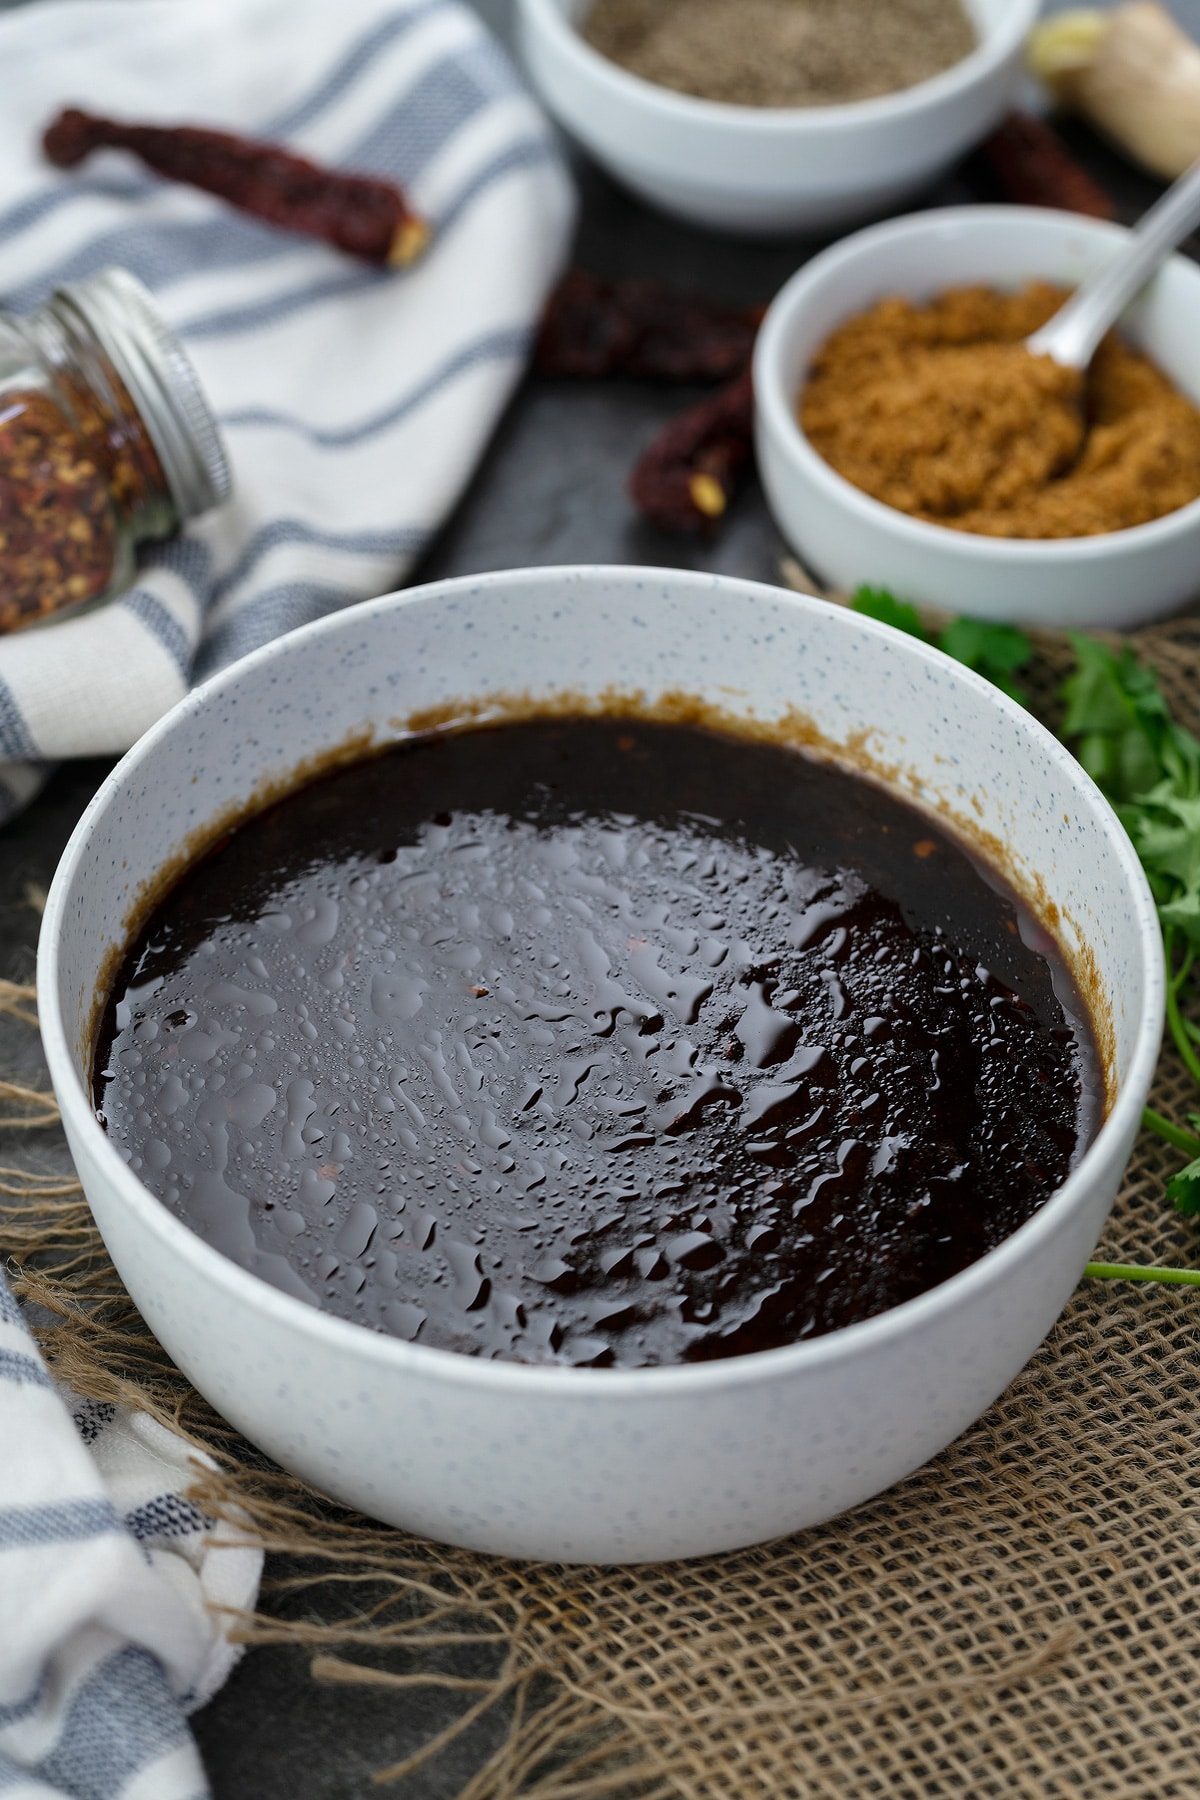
1141;1106;1200;1155
1166;995;1200;1088
1164;928;1200;1090
1168;930;1193;994
1084;1261;1200;1285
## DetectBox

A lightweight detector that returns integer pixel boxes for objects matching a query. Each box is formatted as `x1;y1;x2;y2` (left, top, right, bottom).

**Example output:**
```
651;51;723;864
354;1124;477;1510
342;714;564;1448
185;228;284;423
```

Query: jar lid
52;267;231;521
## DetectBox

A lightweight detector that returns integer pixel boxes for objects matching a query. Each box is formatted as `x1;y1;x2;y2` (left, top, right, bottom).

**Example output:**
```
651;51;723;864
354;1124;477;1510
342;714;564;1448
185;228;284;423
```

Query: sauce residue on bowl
93;714;1103;1366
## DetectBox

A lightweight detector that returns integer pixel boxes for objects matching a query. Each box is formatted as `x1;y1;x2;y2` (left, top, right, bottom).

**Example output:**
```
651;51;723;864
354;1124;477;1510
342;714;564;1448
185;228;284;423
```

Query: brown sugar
799;282;1200;539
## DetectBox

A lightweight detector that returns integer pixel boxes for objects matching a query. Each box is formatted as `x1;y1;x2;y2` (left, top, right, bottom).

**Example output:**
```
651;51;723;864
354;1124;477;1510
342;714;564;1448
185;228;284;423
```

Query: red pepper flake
629;367;755;533
0;391;114;632
43;108;430;267
0;373;166;635
535;270;763;381
978;111;1115;220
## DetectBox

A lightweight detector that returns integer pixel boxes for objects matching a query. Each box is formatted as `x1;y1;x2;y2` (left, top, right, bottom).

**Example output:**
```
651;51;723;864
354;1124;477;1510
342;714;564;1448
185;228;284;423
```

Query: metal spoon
1026;155;1200;370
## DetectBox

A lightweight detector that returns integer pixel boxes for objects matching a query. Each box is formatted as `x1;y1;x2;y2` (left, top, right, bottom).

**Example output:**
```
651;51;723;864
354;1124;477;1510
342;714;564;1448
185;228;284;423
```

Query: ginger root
1029;2;1200;181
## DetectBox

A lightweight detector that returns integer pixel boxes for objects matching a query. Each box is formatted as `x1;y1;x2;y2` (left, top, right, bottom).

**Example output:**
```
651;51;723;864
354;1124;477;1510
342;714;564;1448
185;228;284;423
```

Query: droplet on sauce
92;715;1103;1367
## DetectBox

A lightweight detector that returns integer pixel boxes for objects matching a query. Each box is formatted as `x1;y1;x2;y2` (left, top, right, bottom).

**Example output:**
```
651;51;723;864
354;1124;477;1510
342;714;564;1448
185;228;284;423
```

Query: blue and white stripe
0;0;574;810
0;1270;263;1799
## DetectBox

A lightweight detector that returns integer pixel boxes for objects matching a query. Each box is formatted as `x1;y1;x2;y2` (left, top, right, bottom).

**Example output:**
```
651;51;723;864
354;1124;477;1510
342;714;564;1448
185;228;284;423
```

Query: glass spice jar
0;265;230;636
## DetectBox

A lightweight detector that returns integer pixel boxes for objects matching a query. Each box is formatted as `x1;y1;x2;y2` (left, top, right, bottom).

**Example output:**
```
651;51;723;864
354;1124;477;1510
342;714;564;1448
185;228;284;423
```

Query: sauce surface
93;716;1102;1366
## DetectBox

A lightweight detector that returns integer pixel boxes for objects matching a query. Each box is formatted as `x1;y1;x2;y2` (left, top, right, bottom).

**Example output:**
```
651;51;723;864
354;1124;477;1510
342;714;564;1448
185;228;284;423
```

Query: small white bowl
515;0;1036;235
755;205;1200;630
39;566;1163;1564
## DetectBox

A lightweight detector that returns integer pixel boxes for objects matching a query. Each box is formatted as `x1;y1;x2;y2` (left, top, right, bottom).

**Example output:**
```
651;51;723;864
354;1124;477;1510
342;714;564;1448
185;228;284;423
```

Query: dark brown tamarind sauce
93;715;1103;1367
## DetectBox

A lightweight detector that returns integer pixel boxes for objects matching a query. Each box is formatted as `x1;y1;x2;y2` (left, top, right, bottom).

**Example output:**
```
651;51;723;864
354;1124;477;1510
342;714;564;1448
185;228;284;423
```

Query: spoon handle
1027;157;1200;371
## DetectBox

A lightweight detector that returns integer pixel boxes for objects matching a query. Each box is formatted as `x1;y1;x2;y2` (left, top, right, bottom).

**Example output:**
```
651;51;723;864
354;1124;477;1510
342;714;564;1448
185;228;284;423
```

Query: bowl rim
753;203;1200;558
517;0;1038;132
38;565;1166;1399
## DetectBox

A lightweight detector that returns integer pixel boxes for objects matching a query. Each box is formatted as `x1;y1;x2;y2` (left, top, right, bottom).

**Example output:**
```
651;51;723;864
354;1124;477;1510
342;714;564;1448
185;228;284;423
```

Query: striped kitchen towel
0;0;574;822
0;1270;263;1800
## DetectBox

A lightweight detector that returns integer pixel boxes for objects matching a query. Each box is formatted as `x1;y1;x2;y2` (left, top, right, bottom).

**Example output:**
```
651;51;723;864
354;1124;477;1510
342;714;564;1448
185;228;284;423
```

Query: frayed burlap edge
5;625;1200;1799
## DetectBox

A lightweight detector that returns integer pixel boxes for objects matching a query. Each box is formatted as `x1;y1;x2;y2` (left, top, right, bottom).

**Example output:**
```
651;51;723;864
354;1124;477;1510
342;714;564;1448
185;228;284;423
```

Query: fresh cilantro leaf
850;586;928;641
1060;636;1176;804
1155;889;1200;947
838;606;1200;1238
1059;640;1200;843
835;616;1200;1238
1142;1106;1200;1155
1130;792;1200;908
1168;1154;1200;1215
847;588;1033;701
935;618;1032;702
1059;638;1200;1188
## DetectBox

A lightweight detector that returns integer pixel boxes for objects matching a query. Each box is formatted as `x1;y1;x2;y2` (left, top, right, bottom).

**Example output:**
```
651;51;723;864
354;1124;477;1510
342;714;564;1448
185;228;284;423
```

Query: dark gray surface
0;0;1189;1794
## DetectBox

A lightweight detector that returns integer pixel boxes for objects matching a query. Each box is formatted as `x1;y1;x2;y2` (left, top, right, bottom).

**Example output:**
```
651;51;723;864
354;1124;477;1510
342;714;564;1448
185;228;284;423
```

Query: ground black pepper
582;0;977;108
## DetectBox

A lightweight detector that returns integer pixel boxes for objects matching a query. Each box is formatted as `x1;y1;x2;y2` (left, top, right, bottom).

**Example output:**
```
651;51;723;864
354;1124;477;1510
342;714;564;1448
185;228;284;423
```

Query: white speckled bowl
516;0;1036;235
39;567;1163;1564
754;206;1200;628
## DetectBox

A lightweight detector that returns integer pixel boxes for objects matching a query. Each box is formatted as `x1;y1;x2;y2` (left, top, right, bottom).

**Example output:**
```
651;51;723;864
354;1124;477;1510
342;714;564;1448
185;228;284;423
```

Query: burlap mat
4;618;1200;1799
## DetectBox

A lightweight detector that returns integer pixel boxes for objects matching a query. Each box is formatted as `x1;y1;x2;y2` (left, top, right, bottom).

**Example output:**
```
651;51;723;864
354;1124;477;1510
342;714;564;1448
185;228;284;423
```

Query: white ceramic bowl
516;0;1036;235
39;566;1163;1564
755;205;1200;630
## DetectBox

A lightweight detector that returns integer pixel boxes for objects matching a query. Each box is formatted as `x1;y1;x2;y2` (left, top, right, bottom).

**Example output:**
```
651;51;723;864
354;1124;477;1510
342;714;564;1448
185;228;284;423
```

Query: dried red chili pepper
43;108;430;266
536;270;764;382
978;111;1115;220
629;367;755;533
